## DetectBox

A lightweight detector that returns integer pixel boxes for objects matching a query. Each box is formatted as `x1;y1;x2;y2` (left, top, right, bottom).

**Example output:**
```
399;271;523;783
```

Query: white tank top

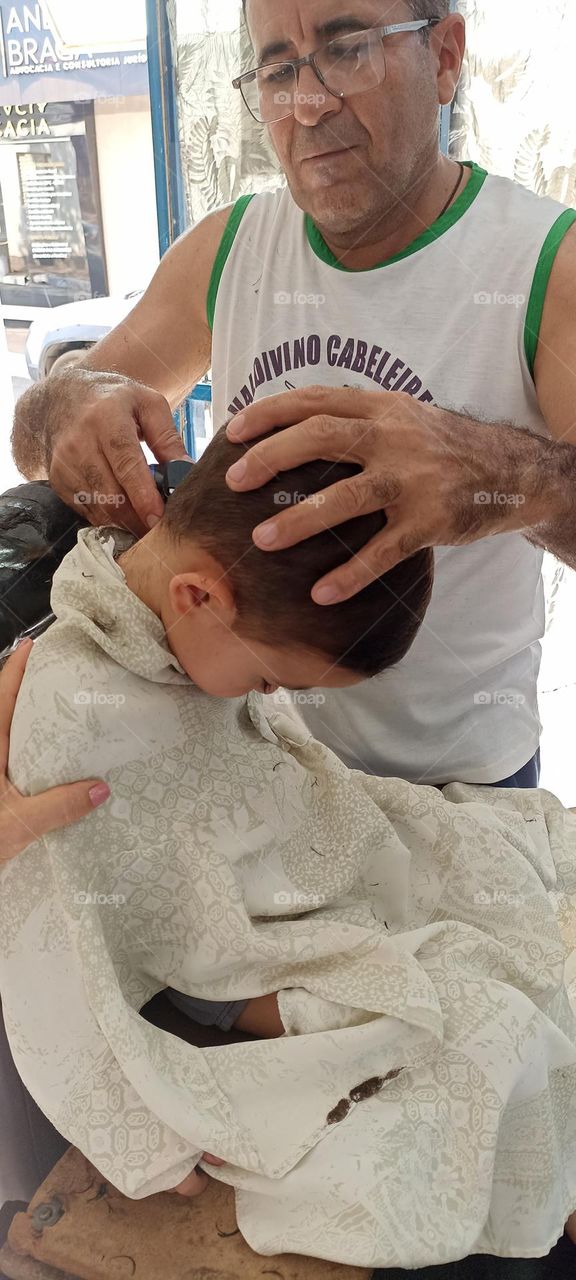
208;163;576;784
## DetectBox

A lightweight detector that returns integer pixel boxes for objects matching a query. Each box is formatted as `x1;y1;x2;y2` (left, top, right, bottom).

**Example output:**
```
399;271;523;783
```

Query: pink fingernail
227;414;245;437
89;784;111;808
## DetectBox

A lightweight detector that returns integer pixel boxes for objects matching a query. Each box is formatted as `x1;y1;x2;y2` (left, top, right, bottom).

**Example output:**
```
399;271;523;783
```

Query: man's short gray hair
241;1;452;22
410;0;451;19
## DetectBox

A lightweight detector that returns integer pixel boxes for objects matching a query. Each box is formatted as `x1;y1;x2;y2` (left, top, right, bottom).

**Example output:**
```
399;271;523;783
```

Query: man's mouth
301;146;356;162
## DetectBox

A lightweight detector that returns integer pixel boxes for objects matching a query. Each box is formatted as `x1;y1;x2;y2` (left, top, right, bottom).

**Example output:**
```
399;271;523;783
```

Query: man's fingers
102;423;165;531
136;390;189;465
68;450;146;535
226;385;392;442
251;473;387;551
311;528;413;603
101;386;188;531
0;640;33;775
226;417;377;493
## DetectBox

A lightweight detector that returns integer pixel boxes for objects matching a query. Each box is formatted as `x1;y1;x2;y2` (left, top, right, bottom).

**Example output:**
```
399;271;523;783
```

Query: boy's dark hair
163;426;433;680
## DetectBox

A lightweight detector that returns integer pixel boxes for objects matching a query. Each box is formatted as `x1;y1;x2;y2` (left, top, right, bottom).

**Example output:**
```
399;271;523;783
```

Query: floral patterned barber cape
2;527;576;1270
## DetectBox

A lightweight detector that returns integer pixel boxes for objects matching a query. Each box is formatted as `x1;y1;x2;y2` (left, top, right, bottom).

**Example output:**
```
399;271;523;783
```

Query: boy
1;429;575;1269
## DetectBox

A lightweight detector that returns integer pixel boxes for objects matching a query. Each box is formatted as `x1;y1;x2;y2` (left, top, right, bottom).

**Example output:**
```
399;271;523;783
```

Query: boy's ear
168;572;237;623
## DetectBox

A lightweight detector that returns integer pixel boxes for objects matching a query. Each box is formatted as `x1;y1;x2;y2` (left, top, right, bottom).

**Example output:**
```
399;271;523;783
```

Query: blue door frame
146;0;207;460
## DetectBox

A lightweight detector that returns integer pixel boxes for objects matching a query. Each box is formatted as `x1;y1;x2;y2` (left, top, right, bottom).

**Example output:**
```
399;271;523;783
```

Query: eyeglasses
232;19;441;124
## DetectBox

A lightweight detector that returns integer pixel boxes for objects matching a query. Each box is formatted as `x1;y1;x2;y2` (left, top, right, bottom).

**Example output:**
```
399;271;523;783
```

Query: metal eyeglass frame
232;19;442;121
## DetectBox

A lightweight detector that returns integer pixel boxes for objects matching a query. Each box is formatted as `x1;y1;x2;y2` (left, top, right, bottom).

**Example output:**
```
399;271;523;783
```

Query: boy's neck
116;531;166;621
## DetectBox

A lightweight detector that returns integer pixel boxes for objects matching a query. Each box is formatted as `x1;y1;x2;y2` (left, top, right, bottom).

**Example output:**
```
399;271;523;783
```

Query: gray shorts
165;988;250;1032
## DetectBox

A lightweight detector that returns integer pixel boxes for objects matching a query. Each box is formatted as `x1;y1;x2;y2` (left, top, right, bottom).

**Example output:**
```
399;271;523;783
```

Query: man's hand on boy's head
225;385;538;604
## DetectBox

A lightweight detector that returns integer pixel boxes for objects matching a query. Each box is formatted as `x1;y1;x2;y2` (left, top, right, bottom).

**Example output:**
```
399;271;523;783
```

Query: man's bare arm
12;203;232;532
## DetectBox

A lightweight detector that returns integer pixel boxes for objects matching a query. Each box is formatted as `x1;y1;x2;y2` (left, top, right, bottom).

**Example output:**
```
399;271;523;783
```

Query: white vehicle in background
24;291;213;457
24;291;144;381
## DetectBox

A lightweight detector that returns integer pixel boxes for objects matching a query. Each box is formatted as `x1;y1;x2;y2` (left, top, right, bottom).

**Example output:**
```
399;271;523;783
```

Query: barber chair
0;464;192;661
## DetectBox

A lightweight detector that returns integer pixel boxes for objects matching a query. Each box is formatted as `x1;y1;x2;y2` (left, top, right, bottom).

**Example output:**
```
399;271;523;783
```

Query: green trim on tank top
305;161;487;271
524;208;576;381
207;194;255;331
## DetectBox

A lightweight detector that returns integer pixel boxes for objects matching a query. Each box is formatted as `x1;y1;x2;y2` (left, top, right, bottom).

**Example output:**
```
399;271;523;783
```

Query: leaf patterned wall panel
175;0;282;225
452;0;576;206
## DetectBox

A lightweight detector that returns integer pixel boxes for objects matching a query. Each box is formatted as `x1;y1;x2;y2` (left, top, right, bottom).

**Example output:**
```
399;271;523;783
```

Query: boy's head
133;426;433;697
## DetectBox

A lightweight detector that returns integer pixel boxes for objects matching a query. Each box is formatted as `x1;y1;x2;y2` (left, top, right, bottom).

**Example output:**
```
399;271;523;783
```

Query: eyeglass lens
243;29;387;122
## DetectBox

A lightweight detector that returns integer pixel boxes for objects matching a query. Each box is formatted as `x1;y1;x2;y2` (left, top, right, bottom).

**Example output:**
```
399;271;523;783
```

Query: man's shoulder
484;166;571;220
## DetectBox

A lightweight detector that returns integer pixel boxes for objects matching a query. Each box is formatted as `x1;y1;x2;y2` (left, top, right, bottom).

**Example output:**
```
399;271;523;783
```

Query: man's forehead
247;0;407;54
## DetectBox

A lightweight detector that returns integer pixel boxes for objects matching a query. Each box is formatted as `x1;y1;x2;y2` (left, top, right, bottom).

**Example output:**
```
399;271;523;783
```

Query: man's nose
292;63;342;126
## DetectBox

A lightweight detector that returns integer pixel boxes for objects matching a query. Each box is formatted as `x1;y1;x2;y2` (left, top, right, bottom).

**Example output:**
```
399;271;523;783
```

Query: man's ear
167;572;237;624
433;14;466;106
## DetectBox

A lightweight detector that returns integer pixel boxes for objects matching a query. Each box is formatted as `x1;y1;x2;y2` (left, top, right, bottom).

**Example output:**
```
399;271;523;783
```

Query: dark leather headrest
0;482;89;659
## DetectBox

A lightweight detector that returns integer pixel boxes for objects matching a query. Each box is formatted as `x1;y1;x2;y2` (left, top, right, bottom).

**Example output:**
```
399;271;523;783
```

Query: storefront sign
0;100;50;136
0;98;108;307
0;2;149;105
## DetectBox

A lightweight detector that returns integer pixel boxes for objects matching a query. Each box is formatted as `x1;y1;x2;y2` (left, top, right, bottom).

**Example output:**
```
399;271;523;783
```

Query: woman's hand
0;639;111;862
225;385;541;603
